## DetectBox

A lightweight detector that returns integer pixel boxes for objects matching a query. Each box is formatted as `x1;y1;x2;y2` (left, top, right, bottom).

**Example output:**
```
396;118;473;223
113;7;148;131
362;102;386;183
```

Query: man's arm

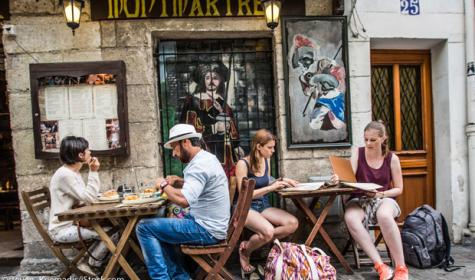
166;175;184;188
156;178;189;208
162;185;189;208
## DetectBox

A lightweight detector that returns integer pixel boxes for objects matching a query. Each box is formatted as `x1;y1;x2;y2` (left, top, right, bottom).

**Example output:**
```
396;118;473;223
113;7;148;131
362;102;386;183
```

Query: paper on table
93;84;118;119
83;119;108;150
69;85;94;119
280;182;325;192
44;86;69;120
58;119;83;141
342;182;381;192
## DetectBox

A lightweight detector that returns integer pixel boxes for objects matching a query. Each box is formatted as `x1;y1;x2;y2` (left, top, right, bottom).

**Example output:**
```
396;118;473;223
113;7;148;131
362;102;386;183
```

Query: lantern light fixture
263;0;281;31
60;0;85;35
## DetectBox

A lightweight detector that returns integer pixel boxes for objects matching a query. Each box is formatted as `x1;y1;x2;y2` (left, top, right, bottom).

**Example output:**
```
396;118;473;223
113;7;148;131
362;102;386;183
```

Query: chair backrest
229;176;237;204
226;177;255;244
21;187;56;247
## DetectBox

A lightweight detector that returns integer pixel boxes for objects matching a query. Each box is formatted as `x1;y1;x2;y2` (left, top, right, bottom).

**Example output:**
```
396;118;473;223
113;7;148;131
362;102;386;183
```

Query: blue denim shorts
250;195;271;213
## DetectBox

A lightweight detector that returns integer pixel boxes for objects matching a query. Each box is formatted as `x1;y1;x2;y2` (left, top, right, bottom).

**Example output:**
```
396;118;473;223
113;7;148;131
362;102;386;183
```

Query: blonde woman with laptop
336;121;409;280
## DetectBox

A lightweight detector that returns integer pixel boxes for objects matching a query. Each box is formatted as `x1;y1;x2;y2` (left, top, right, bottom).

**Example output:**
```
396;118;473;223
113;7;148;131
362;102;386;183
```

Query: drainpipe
465;0;475;235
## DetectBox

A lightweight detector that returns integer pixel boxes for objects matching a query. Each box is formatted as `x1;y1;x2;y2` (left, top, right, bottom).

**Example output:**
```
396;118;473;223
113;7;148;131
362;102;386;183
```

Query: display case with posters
30;61;129;159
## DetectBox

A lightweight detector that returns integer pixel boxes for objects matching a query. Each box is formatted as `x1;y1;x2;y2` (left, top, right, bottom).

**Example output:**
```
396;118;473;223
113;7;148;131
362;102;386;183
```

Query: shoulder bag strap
300;244;319;279
274;239;284;280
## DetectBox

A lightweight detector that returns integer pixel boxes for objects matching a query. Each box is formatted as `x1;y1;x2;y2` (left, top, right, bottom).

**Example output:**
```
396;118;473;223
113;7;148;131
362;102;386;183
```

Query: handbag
264;239;336;280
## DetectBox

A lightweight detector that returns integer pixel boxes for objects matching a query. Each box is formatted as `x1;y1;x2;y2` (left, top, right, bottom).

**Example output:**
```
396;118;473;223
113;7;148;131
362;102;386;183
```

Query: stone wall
3;0;348;275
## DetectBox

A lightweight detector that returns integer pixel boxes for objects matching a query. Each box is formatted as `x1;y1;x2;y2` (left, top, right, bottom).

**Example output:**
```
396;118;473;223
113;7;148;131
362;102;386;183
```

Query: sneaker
374;262;394;280
77;260;99;277
393;265;409;280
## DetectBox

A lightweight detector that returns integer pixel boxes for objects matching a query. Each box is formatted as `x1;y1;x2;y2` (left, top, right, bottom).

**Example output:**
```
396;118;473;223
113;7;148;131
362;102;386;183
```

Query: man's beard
179;143;191;163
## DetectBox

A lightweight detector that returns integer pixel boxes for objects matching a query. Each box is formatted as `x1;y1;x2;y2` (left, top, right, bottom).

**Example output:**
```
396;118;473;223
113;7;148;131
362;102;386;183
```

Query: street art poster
157;39;276;177
282;17;351;148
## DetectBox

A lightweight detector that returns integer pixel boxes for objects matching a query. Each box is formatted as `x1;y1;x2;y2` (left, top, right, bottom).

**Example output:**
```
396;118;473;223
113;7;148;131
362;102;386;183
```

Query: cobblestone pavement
1;242;474;279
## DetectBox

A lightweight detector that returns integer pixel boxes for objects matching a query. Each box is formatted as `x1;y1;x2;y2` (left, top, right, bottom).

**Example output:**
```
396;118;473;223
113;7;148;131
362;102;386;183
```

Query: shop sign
0;1;10;20
91;0;305;20
400;0;420;15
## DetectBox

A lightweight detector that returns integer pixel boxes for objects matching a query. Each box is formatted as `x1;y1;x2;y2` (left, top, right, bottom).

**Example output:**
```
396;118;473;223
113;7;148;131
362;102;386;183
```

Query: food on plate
141;187;156;198
144;187;155;194
102;190;119;198
123;193;139;201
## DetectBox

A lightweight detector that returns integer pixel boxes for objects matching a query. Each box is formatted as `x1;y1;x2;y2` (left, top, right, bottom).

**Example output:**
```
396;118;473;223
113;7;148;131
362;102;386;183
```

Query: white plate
121;197;161;205
97;195;120;201
140;192;160;198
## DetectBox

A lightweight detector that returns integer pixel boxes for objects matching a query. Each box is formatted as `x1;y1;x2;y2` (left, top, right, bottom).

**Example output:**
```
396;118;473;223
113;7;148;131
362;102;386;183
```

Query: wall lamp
262;0;281;31
59;0;84;35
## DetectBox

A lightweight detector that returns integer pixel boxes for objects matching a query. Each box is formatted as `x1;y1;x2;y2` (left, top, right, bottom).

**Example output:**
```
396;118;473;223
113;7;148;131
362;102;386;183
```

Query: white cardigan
48;166;100;236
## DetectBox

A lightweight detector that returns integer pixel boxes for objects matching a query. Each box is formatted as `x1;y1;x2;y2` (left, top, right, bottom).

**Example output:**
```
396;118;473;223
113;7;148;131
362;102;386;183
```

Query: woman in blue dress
235;129;299;277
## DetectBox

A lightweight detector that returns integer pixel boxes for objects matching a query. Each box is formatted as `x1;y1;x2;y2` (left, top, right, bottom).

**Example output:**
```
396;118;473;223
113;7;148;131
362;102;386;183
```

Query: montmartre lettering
105;0;265;19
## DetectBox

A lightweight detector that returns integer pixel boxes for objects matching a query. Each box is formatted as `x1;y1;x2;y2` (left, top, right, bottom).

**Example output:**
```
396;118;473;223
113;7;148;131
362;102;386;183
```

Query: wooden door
371;50;434;220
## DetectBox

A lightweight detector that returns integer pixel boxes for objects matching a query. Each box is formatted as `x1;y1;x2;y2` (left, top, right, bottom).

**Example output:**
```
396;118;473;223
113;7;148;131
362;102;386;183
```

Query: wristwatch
160;180;170;192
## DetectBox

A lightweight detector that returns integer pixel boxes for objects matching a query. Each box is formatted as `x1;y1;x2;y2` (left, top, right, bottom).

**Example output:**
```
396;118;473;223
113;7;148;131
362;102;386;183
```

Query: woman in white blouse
48;136;110;274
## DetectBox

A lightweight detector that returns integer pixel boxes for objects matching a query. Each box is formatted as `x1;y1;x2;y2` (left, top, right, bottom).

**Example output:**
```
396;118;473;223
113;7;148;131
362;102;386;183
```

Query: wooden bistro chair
181;177;256;280
228;176;237;204
21;187;95;278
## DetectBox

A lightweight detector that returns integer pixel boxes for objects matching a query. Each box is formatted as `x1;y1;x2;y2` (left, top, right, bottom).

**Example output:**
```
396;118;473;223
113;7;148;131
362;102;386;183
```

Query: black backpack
401;204;461;271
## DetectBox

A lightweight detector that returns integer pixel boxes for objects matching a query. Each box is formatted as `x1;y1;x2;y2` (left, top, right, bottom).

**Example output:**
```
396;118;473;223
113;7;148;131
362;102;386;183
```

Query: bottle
117;184;124;199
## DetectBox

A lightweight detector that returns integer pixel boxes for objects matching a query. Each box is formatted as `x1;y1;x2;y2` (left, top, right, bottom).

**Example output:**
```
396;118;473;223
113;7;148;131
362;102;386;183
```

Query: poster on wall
44;86;69;120
94;84;118;119
157;39;276;177
69;85;94;119
282;16;351;148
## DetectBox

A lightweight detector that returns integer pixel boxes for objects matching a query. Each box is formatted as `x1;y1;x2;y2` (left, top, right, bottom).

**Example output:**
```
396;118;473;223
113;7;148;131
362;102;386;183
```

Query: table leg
109;217;145;263
305;195;335;245
91;217;140;280
319;226;353;273
291;195;353;274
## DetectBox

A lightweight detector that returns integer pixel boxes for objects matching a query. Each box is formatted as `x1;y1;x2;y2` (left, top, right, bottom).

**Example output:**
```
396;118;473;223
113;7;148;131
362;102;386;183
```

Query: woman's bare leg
345;204;383;264
261;207;299;240
376;200;405;266
240;209;275;271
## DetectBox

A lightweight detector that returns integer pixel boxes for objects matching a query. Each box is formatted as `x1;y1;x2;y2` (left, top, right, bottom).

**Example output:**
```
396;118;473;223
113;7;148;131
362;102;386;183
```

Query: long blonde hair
364;121;389;156
249;129;276;174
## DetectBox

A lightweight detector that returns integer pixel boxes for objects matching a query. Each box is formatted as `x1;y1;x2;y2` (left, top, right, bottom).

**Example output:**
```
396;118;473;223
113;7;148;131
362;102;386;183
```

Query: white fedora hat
164;124;202;149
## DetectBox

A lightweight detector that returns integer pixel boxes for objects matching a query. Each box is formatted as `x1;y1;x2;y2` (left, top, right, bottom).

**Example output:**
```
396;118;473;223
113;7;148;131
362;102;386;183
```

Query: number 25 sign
400;0;420;15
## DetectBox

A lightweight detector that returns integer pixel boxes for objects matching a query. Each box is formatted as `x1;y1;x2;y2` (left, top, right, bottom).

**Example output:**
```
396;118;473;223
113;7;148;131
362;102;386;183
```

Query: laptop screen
329;156;357;183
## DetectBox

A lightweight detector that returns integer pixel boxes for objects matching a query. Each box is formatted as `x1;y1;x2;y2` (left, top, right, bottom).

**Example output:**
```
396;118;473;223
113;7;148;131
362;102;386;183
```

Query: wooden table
57;201;166;280
278;186;355;274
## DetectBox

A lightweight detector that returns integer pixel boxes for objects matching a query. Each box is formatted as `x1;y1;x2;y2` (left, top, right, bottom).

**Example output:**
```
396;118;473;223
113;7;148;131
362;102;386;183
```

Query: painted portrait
283;17;351;148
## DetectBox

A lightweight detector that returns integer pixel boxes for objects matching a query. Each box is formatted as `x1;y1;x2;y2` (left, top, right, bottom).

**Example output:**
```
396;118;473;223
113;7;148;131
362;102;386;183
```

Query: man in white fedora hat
136;123;230;280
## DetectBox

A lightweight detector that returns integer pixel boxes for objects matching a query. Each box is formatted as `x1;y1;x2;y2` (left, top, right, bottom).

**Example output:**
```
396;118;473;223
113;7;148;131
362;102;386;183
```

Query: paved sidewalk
1;242;474;279
337;242;475;280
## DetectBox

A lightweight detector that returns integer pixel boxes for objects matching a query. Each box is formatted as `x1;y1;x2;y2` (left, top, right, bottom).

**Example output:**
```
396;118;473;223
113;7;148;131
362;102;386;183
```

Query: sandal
245;265;265;280
239;242;255;279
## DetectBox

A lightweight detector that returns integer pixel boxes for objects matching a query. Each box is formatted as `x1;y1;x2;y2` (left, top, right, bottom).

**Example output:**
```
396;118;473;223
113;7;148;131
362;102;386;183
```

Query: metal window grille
399;65;423;150
371;66;395;149
371;65;423;151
